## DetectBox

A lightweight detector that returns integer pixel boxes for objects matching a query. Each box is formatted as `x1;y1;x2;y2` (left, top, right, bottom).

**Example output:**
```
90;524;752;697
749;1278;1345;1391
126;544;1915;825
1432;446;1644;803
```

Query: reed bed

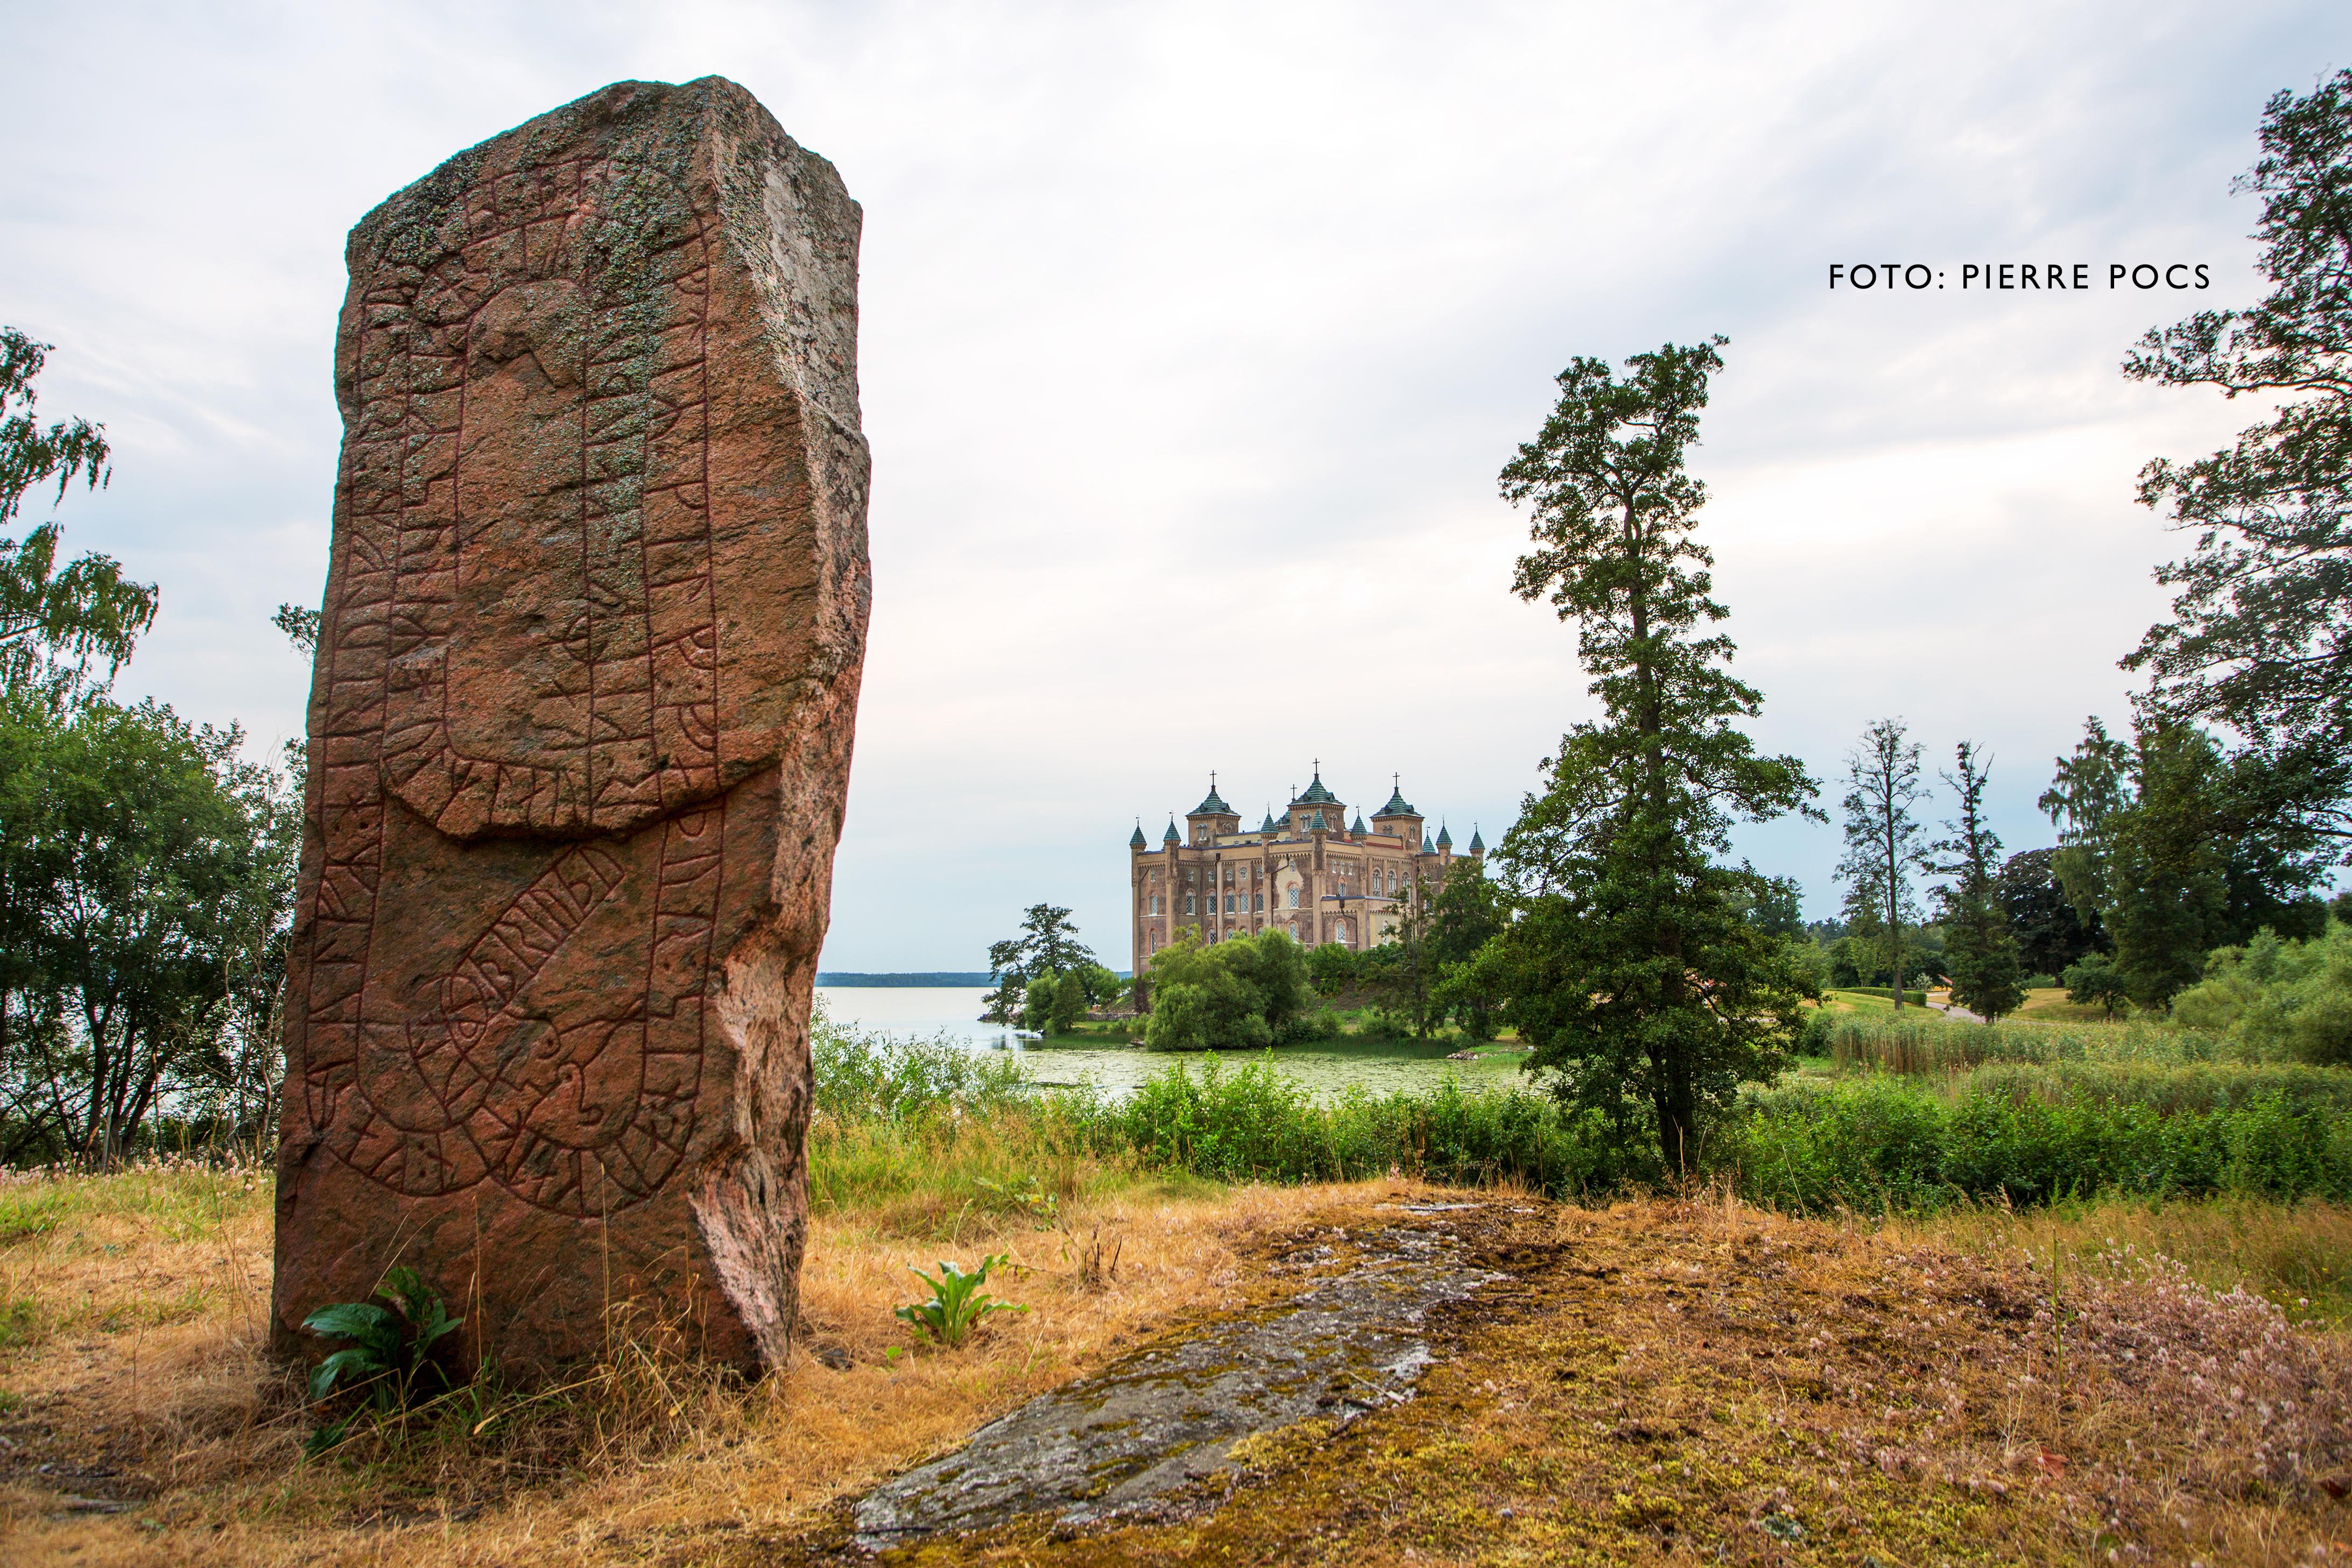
1823;1010;2242;1074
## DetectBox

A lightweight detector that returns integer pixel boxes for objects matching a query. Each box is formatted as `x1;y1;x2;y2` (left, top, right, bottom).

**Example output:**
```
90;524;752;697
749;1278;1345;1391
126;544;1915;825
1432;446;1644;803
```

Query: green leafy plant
893;1253;1027;1348
301;1264;464;1452
974;1173;1060;1228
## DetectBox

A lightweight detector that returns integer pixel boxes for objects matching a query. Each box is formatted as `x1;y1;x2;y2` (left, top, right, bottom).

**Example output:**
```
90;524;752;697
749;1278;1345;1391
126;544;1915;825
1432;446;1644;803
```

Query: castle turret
1467;826;1485;858
1185;774;1241;845
1130;819;1147;850
1163;817;1181;846
1288;765;1343;837
1371;775;1423;847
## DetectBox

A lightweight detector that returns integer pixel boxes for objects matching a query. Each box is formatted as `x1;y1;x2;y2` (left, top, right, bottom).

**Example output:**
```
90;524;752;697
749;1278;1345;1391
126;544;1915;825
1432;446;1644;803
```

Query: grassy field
3;1017;2349;1563
2010;985;2129;1023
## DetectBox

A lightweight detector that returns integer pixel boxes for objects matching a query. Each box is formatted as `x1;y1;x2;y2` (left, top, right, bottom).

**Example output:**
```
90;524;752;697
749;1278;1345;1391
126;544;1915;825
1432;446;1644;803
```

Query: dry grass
752;1190;2352;1565
2;1170;2348;1565
0;1168;1356;1566
1888;1192;2352;1324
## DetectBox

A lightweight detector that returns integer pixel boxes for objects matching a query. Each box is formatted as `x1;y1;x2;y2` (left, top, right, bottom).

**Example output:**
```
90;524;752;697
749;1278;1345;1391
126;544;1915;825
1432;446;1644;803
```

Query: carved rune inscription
301;154;722;1217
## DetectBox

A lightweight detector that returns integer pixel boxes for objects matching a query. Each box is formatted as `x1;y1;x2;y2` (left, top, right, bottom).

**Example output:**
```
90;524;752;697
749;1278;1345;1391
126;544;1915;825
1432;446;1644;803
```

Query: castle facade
1128;767;1483;975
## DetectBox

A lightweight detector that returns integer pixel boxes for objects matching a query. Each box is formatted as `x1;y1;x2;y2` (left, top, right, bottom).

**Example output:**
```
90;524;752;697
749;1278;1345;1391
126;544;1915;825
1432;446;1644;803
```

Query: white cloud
1;0;2343;966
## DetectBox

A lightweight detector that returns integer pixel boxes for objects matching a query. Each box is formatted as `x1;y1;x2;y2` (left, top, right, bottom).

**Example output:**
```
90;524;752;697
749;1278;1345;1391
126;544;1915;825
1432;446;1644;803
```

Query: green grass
1729;1073;2352;1213
0;1295;41;1350
804;1006;2352;1266
1074;1056;1628;1192
1824;986;1928;1007
0;1161;264;1247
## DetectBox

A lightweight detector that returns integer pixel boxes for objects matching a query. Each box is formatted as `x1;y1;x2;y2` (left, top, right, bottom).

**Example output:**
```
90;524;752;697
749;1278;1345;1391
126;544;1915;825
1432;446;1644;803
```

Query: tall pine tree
1933;741;2025;1022
1485;337;1819;1173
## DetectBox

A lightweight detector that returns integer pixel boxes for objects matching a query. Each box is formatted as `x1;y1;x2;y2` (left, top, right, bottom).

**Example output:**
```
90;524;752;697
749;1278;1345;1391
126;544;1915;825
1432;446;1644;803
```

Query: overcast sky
3;1;2346;969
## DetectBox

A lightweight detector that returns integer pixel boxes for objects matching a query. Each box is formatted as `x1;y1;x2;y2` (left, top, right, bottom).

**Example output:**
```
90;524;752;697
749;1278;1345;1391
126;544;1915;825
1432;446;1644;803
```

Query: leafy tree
175;738;300;1153
0;329;157;694
2121;70;2352;854
2044;716;2328;1009
2100;723;2233;1007
1018;971;1083;1035
1305;941;1357;997
1143;930;1311;1051
2063;953;2131;1020
0;698;281;1163
1363;878;1445;1038
1427;863;1507;1039
1932;742;2025;1021
2040;716;2135;924
1486;337;1820;1171
1738;874;1807;940
272;602;320;655
1997;848;2105;979
978;978;1023;1028
1836;718;1930;1006
1073;962;1126;1011
0;690;67;1161
983;903;1099;1026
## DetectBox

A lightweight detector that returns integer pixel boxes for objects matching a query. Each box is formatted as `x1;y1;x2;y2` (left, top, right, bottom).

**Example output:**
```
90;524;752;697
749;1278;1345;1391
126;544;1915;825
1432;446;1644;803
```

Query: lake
812;985;1531;1101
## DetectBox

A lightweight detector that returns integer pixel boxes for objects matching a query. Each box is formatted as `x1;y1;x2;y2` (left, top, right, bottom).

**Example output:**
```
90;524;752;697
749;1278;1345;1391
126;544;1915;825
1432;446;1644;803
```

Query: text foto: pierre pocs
1829;263;2212;291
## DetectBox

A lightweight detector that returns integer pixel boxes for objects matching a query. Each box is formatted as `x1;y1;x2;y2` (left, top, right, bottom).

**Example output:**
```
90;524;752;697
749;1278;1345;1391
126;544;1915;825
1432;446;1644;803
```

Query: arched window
1286;886;1299;908
1334;919;1349;945
1185;895;1195;915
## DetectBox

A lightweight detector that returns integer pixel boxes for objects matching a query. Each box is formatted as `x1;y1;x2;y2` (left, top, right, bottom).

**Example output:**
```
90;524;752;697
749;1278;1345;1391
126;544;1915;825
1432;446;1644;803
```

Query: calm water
812;985;1530;1101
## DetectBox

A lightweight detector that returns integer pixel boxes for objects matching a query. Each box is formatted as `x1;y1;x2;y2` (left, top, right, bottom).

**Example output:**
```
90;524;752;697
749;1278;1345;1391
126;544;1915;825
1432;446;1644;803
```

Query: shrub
1795;1009;1834;1057
809;1008;1028;1122
2172;922;2352;1065
1142;930;1312;1050
1306;941;1357;996
1724;1076;2352;1213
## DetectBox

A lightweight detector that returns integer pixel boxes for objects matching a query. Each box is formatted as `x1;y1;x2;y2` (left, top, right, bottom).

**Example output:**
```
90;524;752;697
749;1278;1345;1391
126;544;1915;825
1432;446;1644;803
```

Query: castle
1128;766;1484;974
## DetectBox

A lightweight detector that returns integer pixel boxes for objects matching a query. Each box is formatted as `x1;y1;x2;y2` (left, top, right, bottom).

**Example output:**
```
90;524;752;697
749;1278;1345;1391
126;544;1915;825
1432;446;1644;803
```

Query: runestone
271;77;870;1374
